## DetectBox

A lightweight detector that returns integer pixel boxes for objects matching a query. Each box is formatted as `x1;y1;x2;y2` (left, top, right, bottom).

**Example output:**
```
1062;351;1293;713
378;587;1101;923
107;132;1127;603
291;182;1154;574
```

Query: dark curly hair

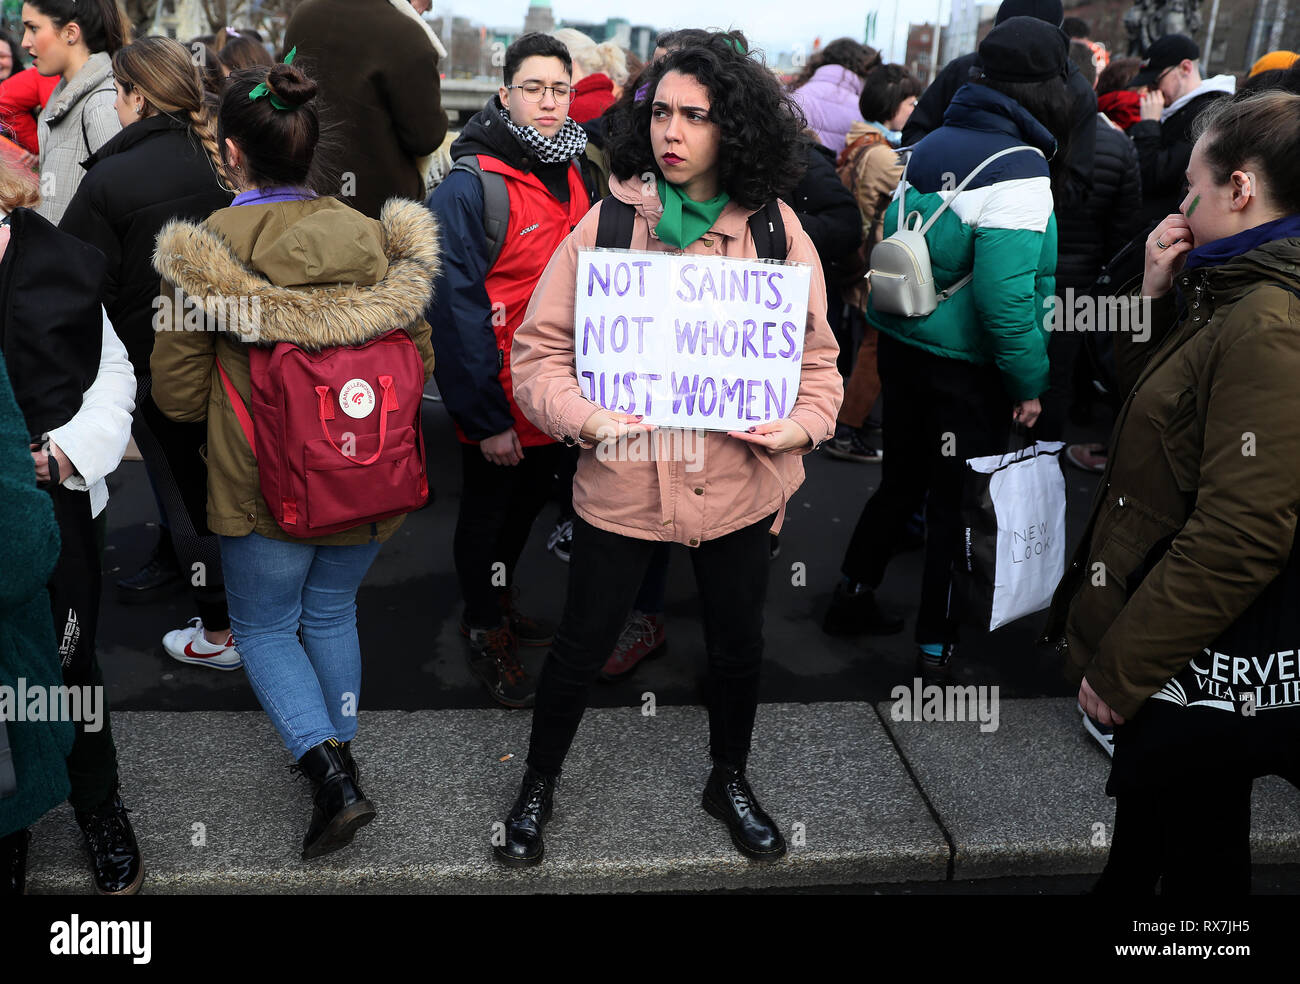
605;36;807;209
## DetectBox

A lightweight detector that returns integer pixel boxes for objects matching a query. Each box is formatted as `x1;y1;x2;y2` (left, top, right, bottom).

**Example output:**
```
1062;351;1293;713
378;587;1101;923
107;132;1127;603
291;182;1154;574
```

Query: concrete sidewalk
25;699;1300;894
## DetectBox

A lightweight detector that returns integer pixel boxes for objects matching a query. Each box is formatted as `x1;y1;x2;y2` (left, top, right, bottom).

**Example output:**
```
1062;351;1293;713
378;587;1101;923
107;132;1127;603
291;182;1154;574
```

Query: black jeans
840;332;1012;644
526;513;776;777
455;441;570;629
46;484;119;812
1093;699;1300;896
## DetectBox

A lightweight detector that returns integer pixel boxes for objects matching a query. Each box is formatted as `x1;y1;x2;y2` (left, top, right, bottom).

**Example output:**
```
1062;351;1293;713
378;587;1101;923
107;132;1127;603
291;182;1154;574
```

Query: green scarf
655;178;730;249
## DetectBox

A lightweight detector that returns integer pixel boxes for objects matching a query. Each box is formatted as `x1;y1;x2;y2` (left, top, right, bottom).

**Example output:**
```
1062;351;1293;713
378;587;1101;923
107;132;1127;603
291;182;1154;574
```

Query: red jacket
569;73;615;124
0;68;61;154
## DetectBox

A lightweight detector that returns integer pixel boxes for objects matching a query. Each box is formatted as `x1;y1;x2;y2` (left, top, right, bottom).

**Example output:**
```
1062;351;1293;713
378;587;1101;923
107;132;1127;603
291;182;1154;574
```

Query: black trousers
840;332;1012;644
1093;699;1300;896
46;484;119;813
133;379;228;630
454;441;570;629
526;512;775;777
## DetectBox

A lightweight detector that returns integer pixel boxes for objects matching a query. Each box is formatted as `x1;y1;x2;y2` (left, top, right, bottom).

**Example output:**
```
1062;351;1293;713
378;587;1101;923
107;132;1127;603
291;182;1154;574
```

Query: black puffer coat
1055;116;1142;291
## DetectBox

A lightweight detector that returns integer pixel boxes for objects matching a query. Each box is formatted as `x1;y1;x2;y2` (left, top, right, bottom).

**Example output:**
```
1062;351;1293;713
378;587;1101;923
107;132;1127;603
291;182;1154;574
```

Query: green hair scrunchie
248;46;298;111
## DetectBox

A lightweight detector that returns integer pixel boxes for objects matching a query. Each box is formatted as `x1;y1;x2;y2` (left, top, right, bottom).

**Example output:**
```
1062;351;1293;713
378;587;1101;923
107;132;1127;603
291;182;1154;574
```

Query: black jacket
791;139;862;273
0;207;104;437
1055;117;1143;291
902;51;1097;208
59;115;233;374
1129;90;1229;228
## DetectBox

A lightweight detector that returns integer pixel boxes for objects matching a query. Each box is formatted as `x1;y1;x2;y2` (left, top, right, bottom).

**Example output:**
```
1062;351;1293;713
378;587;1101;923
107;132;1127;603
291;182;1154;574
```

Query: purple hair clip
225;27;241;38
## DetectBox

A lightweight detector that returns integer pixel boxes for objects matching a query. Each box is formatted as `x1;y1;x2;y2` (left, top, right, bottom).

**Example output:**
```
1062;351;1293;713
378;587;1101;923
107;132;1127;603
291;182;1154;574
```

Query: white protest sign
572;248;811;431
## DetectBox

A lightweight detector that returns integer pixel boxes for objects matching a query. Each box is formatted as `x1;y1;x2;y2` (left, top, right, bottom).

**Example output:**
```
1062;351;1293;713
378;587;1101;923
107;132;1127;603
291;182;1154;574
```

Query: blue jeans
220;532;382;759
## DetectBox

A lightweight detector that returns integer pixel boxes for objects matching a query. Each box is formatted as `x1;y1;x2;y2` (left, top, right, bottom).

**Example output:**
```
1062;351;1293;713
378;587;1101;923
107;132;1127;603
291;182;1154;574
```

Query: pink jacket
512;174;843;546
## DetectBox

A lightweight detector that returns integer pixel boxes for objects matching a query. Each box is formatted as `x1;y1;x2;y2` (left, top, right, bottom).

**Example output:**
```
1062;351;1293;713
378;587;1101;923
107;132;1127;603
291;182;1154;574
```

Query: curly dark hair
605;36;807;209
790;37;881;89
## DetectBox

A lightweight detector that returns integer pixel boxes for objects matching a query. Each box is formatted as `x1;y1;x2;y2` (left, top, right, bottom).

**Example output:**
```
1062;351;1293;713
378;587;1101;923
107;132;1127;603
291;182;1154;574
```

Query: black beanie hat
978;15;1070;83
994;0;1065;26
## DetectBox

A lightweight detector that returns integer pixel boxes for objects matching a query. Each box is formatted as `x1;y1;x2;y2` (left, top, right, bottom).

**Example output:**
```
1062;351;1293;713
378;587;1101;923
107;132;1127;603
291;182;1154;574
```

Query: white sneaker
163;618;243;671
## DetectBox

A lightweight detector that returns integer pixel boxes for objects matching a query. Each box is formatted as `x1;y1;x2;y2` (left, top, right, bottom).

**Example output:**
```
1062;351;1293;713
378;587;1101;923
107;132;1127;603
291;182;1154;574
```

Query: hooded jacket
570;73;616;124
1044;237;1300;720
1130;76;1235;228
425;97;600;445
901;47;1097;209
510;174;843;547
867;83;1056;402
150;197;439;546
791;64;866;152
35;51;119;225
59;114;233;374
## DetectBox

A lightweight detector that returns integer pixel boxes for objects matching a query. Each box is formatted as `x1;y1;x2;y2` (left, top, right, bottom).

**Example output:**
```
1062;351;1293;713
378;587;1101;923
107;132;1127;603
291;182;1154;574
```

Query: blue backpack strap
449;157;509;268
748;201;786;262
595;196;637;249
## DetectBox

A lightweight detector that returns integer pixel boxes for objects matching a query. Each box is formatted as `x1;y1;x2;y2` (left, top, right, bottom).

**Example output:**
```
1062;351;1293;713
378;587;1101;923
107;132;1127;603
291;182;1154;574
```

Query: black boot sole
493;842;544;866
701;794;787;862
301;800;376;860
94;859;145;896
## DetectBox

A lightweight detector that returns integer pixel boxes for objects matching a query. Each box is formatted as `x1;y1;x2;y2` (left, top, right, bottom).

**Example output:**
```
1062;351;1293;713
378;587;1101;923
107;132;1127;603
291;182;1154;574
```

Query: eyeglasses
507;82;572;103
1155;65;1176;85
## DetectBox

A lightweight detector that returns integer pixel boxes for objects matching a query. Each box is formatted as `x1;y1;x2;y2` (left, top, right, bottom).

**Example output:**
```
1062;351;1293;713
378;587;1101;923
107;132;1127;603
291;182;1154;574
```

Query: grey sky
433;0;954;65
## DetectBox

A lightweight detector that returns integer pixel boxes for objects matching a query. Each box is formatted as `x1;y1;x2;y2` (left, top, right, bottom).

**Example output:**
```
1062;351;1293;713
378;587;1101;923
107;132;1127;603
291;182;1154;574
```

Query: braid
189;103;232;191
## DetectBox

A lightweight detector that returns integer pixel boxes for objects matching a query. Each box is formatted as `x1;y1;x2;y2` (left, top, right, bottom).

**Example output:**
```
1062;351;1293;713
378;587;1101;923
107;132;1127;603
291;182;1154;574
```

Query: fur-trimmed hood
152;196;440;351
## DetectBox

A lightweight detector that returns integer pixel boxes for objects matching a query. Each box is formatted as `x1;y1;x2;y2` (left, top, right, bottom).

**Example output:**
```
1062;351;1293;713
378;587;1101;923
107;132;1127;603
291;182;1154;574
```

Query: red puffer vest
459;154;592;446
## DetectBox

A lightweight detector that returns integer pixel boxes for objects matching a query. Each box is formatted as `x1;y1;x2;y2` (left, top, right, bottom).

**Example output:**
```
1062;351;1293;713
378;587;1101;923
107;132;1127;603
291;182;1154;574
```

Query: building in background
905;22;939;81
941;0;1000;65
523;0;554;34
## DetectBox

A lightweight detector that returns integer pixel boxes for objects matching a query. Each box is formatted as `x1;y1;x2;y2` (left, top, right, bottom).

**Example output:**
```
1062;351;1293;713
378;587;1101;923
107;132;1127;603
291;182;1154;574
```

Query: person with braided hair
59;35;235;673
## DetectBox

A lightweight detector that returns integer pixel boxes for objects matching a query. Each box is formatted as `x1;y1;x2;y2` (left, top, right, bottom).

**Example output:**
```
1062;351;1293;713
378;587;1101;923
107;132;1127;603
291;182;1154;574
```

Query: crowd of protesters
2;0;1300;898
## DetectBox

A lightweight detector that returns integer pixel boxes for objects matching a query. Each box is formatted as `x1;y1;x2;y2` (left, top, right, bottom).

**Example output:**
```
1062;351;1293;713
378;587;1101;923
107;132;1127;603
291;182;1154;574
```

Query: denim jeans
526;513;775;777
220;532;382;759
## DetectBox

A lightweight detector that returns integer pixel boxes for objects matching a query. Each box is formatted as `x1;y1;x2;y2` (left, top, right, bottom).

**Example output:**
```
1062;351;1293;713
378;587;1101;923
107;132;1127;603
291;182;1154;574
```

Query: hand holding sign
727;418;811;453
580;408;656;444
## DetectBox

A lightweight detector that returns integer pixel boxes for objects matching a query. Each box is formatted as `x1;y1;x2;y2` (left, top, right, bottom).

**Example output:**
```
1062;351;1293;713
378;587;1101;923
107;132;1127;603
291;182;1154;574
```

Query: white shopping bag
958;441;1066;631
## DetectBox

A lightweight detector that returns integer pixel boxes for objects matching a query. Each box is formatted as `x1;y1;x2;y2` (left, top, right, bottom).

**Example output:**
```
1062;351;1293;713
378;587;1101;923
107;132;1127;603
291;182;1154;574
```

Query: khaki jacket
150;197;439;546
510;175;843;546
1044;238;1300;719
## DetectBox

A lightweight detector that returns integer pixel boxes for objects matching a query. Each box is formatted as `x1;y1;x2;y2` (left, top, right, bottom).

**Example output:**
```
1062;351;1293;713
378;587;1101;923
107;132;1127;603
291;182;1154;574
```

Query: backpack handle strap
316;376;397;466
894;144;1046;237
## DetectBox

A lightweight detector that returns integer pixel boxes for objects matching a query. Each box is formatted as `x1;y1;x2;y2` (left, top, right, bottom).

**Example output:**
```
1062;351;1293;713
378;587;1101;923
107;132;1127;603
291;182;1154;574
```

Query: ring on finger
1156;238;1170;249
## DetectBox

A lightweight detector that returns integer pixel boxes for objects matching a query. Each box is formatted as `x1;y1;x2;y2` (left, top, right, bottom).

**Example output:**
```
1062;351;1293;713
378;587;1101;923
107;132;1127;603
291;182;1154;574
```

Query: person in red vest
424;32;602;709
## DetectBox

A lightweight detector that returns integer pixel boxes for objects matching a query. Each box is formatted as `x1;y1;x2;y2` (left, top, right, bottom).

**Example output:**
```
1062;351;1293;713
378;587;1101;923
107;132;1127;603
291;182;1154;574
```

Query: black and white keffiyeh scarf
499;107;589;164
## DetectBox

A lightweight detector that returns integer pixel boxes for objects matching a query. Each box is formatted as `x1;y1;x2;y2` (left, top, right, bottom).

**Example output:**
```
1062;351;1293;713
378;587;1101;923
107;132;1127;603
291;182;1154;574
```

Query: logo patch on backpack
340;378;376;419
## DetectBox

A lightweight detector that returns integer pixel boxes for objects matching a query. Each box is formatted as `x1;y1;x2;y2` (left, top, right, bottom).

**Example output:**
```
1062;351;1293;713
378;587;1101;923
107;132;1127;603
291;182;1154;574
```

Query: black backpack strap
748;201;787;262
595;197;636;249
449;157;509;268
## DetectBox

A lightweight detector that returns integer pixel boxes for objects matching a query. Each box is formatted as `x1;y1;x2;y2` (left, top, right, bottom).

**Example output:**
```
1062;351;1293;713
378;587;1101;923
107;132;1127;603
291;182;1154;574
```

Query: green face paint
1186;194;1201;218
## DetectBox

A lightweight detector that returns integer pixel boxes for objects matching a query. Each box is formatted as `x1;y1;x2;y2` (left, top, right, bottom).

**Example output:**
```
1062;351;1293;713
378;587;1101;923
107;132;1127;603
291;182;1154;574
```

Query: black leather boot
295;739;376;860
702;763;787;861
494;765;557;867
74;792;145;894
339;741;360;785
1;828;30;895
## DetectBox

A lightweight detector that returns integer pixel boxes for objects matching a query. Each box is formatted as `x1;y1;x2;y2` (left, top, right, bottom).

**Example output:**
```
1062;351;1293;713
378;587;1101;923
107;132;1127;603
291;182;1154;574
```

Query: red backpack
217;328;429;538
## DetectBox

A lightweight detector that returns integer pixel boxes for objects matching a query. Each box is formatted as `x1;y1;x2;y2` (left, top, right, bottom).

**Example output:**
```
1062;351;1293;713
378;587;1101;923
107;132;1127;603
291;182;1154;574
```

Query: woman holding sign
502;34;842;866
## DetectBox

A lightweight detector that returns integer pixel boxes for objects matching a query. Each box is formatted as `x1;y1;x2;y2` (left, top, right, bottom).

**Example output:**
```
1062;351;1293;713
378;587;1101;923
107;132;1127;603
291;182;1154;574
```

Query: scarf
654;178;730;250
1185;214;1300;271
498;106;588;165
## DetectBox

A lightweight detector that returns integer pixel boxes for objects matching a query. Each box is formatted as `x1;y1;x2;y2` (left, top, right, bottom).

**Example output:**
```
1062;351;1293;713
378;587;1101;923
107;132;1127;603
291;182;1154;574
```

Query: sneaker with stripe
163;618;243;671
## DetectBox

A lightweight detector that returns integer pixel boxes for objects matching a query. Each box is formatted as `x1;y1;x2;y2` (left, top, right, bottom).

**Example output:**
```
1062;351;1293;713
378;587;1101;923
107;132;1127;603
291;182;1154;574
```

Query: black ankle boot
74;792;144;894
1;828;30;895
915;644;956;685
702;763;786;861
115;532;182;601
339;741;359;785
494;765;557;867
295;739;376;860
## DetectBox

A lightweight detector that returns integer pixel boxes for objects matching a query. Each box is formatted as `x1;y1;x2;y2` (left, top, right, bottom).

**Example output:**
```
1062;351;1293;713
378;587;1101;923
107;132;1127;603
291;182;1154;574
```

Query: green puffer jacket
1044;237;1300;720
0;353;71;837
865;84;1057;402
